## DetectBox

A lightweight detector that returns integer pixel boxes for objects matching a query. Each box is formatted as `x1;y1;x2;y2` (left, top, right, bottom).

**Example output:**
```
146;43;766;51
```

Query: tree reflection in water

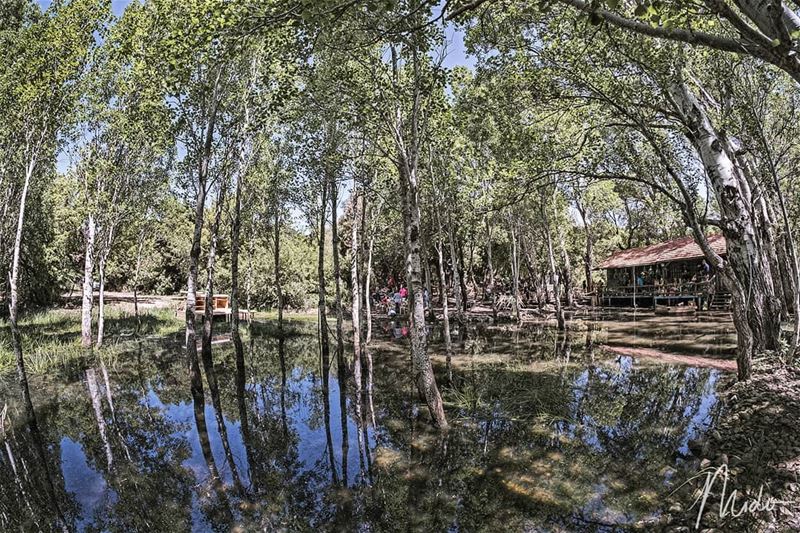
0;319;723;530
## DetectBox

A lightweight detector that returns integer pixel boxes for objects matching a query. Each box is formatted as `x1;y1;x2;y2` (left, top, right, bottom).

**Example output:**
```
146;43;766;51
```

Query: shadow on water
0;315;731;531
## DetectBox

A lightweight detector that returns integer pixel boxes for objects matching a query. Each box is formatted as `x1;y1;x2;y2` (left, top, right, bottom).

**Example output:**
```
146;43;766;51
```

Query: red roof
597;234;726;270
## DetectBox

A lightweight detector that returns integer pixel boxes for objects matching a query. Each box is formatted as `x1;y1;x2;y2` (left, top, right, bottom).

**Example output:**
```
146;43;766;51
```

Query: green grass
0;307;183;376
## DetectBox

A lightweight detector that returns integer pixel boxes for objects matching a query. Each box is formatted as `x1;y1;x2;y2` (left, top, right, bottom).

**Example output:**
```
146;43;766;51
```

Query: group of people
633;260;712;289
372;278;431;317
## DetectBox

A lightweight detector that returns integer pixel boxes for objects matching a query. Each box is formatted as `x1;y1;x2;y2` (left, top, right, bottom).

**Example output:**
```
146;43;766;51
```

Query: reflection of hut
596;235;729;308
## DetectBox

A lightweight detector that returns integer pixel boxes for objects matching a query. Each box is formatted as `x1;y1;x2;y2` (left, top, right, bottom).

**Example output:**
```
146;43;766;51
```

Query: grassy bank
0;307;183;376
0;306;321;377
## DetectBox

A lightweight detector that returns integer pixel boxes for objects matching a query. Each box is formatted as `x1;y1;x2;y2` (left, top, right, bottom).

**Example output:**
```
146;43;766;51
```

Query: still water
0;317;729;532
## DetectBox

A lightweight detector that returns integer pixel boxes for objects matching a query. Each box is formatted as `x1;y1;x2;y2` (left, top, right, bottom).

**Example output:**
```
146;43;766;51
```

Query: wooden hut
193;294;251;321
596;234;729;309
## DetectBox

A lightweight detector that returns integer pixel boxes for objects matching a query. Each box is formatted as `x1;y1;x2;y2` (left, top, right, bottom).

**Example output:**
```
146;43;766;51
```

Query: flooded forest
2;1;800;531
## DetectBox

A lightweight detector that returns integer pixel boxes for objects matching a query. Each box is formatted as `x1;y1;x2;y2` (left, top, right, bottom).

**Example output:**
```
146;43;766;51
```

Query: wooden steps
709;292;731;310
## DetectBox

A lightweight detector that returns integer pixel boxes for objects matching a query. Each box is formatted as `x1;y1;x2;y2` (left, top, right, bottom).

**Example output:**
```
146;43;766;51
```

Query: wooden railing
601;279;716;298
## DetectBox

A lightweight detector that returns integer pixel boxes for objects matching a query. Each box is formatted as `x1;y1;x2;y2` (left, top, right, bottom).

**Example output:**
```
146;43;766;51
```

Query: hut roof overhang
596;234;726;270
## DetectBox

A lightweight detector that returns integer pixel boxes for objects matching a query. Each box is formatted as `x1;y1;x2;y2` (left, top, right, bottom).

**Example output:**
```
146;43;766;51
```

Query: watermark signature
688;463;789;529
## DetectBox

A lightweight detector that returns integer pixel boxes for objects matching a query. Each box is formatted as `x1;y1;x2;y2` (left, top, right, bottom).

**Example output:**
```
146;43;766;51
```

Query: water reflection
0;318;725;531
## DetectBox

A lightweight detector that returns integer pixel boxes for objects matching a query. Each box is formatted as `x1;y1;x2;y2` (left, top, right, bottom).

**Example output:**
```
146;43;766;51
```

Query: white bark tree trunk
9;157;37;413
81;215;96;349
330;176;345;366
350;185;363;396
670;81;782;379
542;197;566;331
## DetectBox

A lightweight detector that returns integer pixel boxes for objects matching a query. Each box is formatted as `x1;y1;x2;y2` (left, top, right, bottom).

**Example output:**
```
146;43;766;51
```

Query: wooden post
632;266;637;309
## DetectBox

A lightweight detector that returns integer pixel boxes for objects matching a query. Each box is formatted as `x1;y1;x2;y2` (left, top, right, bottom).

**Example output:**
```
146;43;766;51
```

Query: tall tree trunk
202;182;226;369
485;216;497;322
542;197;566;331
9;158;36;416
457;237;469;313
508;216;522;323
185;69;221;405
350;185;363;393
198;181;245;492
274;205;283;332
330;177;345;366
96;224;115;348
231;159;246;457
365;231;375;345
391;43;447;429
318;181;331;371
96;253;107;348
245;224;255;327
186;170;206;405
132;226;145;334
81;214;96;348
399;153;447;428
576;200;594;293
467;232;478;298
670;81;782;379
435;234;453;384
447;224;464;324
423;244;435;322
560;236;574;308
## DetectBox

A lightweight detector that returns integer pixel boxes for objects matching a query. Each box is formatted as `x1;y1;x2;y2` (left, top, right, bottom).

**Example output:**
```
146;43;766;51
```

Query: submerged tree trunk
559;235;574;308
185;69;222;405
542;197;566;331
423;245;435;322
390;43;447;429
274;205;283;332
364;217;376;345
457;238;469;313
350;186;363;392
231;159;245;440
330;177;345;366
400;159;448;428
9;158;37;415
202;182;226;369
318;181;331;371
81;214;96;349
508;216;522;323
448;224;465;323
245;224;255;327
485;216;497;322
436;235;453;384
